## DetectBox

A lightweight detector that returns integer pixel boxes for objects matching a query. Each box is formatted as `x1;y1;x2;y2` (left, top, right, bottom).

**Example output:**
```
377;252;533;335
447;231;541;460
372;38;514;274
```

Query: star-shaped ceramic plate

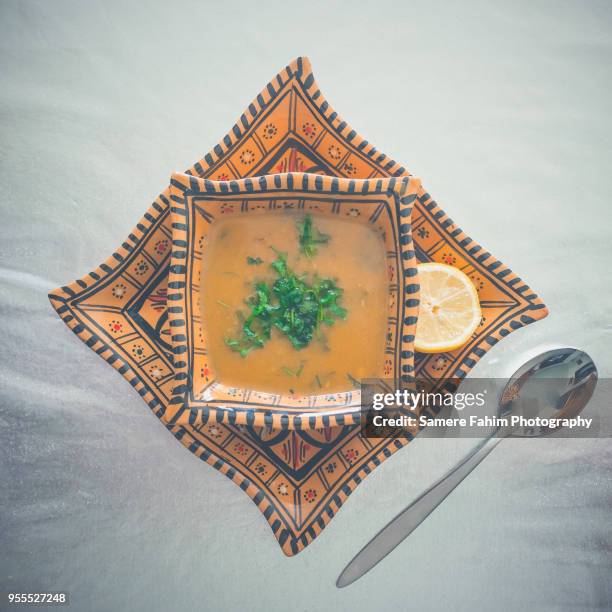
49;56;548;556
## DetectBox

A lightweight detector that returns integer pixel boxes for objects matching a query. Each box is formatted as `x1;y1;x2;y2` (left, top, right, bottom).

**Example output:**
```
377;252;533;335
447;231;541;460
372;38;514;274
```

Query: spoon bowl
500;347;598;437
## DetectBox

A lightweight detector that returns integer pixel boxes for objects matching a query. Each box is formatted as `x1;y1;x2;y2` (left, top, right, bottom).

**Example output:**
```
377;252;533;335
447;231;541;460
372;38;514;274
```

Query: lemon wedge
414;263;481;353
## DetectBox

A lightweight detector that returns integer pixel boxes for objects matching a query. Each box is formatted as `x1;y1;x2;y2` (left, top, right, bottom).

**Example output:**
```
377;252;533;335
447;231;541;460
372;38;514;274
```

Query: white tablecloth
1;1;611;610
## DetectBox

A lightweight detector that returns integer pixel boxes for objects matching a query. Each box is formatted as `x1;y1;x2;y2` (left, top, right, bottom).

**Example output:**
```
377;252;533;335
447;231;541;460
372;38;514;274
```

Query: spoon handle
337;431;506;588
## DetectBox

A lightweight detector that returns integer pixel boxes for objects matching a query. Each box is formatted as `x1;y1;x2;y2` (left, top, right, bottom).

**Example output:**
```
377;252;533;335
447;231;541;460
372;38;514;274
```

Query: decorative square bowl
165;172;422;430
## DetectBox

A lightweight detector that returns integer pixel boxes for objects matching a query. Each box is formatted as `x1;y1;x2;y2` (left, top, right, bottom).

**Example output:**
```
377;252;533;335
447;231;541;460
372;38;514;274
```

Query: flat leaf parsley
225;250;347;357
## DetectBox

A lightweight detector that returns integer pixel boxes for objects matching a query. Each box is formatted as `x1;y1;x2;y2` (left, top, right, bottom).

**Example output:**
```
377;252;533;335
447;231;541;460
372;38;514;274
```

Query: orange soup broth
200;212;388;395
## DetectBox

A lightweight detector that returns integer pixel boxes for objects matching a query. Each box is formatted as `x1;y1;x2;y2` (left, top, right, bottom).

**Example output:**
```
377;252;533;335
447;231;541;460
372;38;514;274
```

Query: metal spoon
336;347;598;588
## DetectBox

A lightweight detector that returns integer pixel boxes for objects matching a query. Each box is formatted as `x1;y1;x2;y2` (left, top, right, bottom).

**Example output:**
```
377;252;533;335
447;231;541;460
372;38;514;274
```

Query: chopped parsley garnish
246;256;263;265
296;213;330;257
281;362;305;377
347;373;361;389
225;251;347;357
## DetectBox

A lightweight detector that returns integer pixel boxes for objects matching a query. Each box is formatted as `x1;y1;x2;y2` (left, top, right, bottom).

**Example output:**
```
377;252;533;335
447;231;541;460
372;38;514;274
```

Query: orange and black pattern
49;57;548;556
166;171;421;429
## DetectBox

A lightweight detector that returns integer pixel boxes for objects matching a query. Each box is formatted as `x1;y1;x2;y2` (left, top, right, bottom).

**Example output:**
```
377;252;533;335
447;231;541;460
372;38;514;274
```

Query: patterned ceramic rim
165;172;422;429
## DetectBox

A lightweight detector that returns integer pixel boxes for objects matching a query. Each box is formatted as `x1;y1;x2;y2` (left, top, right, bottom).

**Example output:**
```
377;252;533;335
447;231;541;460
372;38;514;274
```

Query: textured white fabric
1;1;611;610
